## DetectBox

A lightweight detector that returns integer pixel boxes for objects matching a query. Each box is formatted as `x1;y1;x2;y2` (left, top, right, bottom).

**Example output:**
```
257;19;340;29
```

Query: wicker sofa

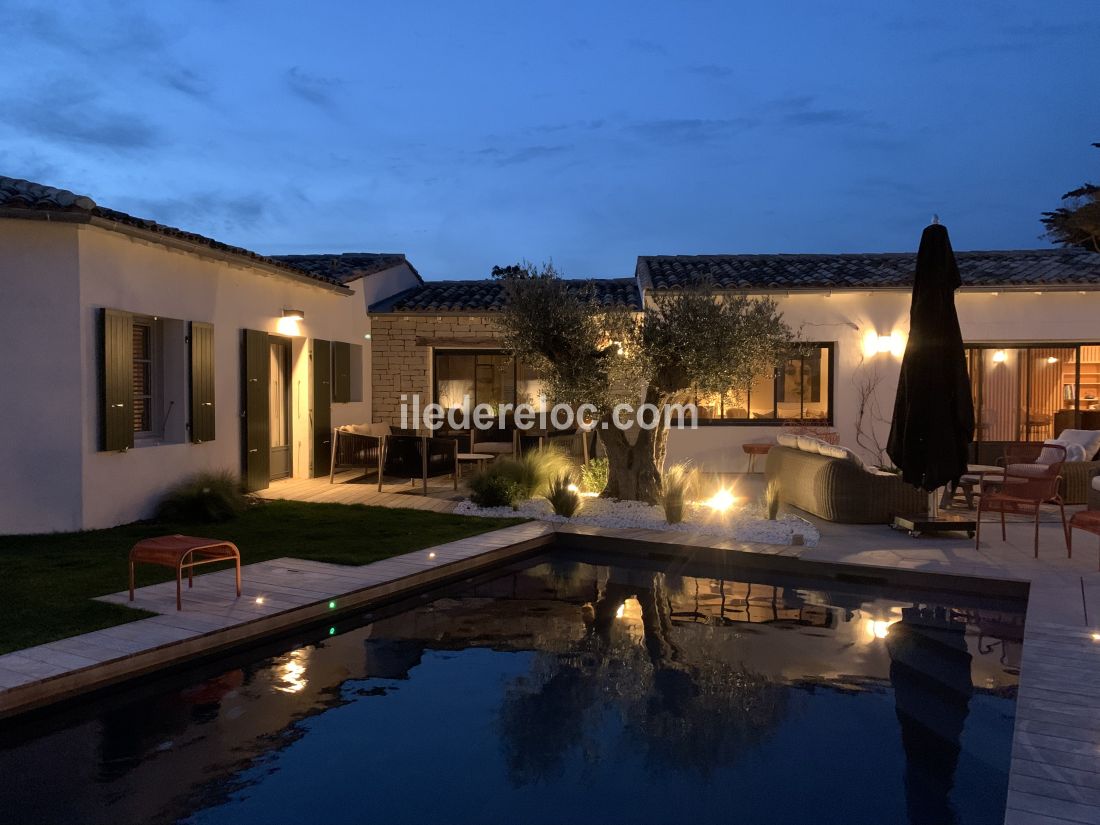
764;445;927;524
1089;467;1100;511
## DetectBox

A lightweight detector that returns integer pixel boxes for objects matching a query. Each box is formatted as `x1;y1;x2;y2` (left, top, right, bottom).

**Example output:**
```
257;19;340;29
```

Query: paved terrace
1;477;1099;824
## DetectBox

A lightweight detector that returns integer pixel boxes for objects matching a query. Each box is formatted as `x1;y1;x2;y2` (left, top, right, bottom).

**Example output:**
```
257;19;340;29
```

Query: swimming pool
0;550;1024;825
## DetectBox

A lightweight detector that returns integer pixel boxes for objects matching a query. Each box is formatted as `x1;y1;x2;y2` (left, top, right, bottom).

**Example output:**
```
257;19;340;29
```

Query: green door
242;329;270;492
312;338;332;477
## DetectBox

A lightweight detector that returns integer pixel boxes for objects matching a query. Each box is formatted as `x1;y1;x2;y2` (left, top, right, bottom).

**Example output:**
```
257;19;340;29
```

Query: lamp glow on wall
992;349;1007;364
862;330;906;358
277;308;305;336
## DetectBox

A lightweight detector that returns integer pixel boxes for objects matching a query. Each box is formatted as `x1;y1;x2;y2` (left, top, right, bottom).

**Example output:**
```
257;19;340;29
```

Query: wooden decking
256;470;465;513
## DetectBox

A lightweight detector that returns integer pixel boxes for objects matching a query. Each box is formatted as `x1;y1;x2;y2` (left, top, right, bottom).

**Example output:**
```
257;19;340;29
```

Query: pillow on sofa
1055;429;1100;461
341;423;391;438
818;443;866;470
776;433;799;448
1039;439;1086;464
796;435;825;454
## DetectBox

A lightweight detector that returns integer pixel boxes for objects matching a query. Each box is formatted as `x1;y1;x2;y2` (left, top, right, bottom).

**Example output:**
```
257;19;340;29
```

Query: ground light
704;488;737;512
328;601;336;609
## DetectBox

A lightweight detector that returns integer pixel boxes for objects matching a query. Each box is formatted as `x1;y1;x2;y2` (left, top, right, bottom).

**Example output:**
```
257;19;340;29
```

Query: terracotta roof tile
371;277;642;312
638;250;1100;291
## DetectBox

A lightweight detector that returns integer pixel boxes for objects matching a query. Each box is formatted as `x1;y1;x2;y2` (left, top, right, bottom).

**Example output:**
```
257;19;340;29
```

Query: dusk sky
1;1;1097;279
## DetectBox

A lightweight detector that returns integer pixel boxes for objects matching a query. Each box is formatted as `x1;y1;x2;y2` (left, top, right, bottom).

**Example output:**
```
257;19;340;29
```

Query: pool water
0;551;1024;825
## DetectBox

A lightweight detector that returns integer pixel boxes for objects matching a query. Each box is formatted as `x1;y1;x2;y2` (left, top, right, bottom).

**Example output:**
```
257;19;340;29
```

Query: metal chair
975;443;1069;557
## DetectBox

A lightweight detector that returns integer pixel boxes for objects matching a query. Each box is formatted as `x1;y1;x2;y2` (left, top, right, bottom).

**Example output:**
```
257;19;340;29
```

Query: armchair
976;443;1070;557
376;434;459;495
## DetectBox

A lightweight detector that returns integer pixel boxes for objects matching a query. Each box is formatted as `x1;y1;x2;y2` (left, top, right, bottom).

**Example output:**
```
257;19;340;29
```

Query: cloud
121;191;269;232
687;64;735;79
627;38;667;55
630;117;757;145
762;95;873;129
4;81;158;151
285;66;343;109
161;68;213;99
494;145;573;166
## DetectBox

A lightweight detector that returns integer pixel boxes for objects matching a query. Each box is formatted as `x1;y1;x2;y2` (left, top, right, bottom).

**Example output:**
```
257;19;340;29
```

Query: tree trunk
598;386;669;504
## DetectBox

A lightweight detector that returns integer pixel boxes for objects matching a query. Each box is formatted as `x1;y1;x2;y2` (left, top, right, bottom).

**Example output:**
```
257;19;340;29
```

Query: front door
269;338;292;480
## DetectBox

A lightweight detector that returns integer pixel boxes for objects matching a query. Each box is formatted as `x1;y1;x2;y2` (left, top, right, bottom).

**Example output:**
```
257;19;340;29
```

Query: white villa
2;175;1099;534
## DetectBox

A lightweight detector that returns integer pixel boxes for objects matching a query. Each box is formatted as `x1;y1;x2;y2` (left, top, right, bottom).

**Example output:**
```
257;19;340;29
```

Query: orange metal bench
129;534;242;611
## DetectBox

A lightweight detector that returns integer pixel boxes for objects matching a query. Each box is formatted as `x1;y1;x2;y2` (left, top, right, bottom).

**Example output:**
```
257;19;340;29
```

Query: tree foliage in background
493;261;793;503
1041;142;1100;253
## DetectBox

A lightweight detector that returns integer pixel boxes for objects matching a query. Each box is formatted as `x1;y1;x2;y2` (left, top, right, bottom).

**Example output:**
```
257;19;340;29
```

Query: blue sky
1;1;1097;279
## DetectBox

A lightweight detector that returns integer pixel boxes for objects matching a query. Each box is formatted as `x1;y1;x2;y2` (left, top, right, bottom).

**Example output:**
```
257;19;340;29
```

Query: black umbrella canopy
887;222;975;491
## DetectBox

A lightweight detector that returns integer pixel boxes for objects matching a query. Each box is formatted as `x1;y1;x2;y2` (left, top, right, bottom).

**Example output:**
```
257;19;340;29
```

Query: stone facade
370;312;503;425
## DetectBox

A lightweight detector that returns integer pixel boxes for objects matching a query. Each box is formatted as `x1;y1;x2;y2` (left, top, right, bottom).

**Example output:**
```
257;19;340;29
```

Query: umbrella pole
929;489;940;519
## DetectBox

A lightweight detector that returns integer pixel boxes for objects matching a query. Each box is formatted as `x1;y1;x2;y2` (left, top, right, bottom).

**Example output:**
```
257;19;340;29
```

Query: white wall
666;289;1100;472
0;218;419;533
0;222;85;533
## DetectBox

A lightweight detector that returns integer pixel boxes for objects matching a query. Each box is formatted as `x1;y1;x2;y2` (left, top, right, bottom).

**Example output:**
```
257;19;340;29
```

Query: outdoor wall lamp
277;308;305;336
862;330;906;358
992;350;1007;364
281;308;305;321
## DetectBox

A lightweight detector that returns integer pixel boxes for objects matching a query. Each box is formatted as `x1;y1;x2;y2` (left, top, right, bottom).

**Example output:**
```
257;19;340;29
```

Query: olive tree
1041;141;1100;253
493;262;793;503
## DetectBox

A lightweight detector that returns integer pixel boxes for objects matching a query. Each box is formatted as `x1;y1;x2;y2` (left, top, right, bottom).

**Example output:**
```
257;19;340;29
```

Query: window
689;344;834;425
132;320;155;435
966;342;1100;443
433;350;546;414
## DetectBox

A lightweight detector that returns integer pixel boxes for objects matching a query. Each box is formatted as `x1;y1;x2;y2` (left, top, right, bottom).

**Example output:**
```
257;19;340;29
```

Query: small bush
514;449;573;498
764;480;781;520
469;470;525;509
546;471;582;517
660;463;698;524
156;471;249;523
579;457;609;495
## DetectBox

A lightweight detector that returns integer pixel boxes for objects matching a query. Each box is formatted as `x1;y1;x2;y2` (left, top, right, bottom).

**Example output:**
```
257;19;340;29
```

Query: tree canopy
1041;142;1100;253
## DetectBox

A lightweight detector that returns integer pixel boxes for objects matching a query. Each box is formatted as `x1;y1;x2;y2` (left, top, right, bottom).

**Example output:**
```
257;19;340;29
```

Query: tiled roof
0;176;411;290
638;249;1100;291
371;277;643;312
269;252;417;284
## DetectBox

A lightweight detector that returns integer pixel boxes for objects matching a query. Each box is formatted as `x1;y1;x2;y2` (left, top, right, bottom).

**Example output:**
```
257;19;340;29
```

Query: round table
741;442;773;473
944;464;1005;509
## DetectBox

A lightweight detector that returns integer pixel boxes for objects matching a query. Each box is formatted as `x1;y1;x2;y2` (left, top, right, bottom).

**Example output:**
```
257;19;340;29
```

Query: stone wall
370;312;503;425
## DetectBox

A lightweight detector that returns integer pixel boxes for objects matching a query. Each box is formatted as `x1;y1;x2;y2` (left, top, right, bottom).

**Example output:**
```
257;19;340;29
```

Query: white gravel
454;495;818;547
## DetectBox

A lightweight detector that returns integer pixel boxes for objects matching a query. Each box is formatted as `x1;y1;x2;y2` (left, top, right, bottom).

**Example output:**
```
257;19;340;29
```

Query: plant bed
455;496;819;546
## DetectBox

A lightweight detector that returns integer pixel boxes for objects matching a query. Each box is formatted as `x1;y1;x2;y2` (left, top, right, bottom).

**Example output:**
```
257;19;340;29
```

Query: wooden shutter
100;308;134;452
312;338;332;477
332;341;351;403
241;329;270;491
189;322;216;443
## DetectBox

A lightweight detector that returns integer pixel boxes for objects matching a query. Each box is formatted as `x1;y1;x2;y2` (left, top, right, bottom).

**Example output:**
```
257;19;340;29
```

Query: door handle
249;449;259;454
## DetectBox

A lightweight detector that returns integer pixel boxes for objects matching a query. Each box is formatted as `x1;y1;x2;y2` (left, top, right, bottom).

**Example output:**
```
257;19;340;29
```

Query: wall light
277;308;305;337
282;308;305;321
992;350;1007;364
1047;356;1059;364
862;330;906;358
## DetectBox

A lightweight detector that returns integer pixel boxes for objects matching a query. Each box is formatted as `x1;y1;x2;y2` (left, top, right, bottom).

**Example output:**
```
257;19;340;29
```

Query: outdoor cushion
796;435;825;454
475;440;514;455
1040;439;1086;463
1055;429;1100;461
1093;475;1100;492
1006;463;1055;478
819;443;866;470
776;433;798;448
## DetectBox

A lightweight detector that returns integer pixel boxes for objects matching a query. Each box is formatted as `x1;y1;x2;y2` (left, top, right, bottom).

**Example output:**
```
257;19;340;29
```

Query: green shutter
100;308;134;452
190;322;216;443
241;329;270;492
312;338;332;477
332;341;351;403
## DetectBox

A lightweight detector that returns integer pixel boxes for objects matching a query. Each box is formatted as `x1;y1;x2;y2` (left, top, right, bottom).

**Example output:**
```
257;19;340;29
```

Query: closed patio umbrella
888;222;975;531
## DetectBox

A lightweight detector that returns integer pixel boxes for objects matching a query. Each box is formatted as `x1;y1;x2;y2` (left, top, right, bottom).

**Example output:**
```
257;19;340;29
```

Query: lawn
0;500;523;655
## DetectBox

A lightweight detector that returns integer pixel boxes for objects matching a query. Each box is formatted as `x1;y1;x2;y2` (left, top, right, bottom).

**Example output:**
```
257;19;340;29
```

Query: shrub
468;471;525;509
546;471;582;517
660;463;698;524
156;471;249;523
514;448;573;498
578;457;609;495
764;480;781;520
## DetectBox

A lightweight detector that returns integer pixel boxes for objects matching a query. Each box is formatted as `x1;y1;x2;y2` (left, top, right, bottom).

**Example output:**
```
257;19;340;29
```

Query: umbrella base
891;513;976;539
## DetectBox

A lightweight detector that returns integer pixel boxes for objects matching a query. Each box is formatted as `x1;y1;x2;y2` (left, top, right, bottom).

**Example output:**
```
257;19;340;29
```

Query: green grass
0;500;523;655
